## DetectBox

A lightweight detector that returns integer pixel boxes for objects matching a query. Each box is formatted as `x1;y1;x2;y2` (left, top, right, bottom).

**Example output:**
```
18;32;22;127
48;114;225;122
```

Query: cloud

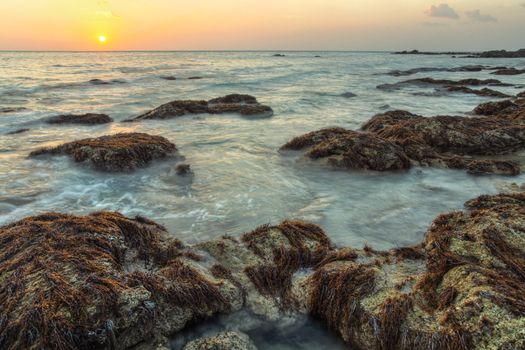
465;9;497;22
425;4;459;19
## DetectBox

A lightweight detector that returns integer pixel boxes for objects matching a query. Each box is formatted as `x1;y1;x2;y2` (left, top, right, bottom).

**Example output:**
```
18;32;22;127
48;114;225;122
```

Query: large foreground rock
126;94;273;121
282;98;525;175
29;133;180;172
1;192;525;349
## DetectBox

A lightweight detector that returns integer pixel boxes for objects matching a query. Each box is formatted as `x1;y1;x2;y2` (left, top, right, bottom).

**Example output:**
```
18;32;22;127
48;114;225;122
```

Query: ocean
1;51;524;348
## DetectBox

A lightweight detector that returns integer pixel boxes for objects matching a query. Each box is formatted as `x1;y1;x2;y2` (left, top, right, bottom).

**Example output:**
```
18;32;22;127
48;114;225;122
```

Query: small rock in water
183;331;257;350
46;113;113;125
29;132;179;172
0;107;28;113
176;163;193;176
340;92;357;98
272;53;285;57
6;128;30;135
161;76;177;80
188;76;203;80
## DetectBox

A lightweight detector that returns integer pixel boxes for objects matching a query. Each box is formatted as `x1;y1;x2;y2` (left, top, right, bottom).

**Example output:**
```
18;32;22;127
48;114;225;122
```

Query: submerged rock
340;92;357;98
385;65;487;77
0;107;28;113
46;113;113;125
282;98;525;175
127;94;273;121
183;331;257;350
176;163;193;176
29;133;179;172
2;192;525;349
5;128;30;135
88;78;126;85
446;86;510;98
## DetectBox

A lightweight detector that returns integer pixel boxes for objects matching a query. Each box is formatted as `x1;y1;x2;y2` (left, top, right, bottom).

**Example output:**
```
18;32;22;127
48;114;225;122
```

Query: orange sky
0;0;524;50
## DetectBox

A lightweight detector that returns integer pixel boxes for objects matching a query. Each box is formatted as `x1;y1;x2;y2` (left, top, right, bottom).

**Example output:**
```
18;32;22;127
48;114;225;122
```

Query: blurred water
1;51;525;251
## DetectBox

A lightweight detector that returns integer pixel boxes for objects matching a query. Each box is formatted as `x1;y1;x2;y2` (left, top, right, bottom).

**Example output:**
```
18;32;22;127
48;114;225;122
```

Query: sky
0;0;524;51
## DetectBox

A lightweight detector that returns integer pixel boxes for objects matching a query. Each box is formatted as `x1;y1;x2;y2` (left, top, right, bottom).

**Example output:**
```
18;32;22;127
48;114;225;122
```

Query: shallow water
1;51;524;347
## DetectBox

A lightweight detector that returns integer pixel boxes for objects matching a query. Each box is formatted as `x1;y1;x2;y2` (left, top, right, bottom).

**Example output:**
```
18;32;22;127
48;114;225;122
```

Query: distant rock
478;49;525;58
5;128;30;135
340;92;357;98
272;54;286;57
29;132;179;172
392;49;471;56
378;77;511;91
183;332;257;350
385;65;486;77
446;86;510;98
0;107;28;113
188;76;203;80
491;67;525;75
88;78;126;85
127;94;273;121
161;76;177;81
46;113;113;125
393;48;525;58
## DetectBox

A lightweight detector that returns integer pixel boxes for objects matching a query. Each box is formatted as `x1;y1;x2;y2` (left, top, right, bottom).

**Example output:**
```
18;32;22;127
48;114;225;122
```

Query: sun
98;35;107;44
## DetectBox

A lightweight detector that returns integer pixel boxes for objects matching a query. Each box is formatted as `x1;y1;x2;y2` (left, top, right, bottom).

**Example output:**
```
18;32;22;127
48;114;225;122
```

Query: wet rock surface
282;98;525;175
182;331;257;350
385;65;487;77
377;77;511;91
491;67;525;76
5;128;30;135
29;132;180;172
127;94;273;121
2;192;524;349
46;113;113;125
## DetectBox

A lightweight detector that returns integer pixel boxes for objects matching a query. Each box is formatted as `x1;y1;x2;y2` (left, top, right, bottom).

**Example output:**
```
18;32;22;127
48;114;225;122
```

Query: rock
0;212;240;350
5;128;30;135
283;98;525;175
478;49;525;58
176;163;193;176
183;331;257;350
239;104;274;118
188;76;203;80
491;68;525;75
280;128;411;171
3;192;525;349
46;113;113;125
473;100;518;116
304;193;525;349
161;76;177;81
378;77;511;91
385;65;487;77
446;86;510;98
518;91;525;98
467;159;521;176
340;92;357;98
127;94;273;121
88;79;126;85
0;107;28;113
29;133;179;172
272;54;286;57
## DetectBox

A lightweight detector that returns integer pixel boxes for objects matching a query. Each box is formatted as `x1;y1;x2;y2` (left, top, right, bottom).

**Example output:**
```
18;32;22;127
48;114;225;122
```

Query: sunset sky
1;0;524;51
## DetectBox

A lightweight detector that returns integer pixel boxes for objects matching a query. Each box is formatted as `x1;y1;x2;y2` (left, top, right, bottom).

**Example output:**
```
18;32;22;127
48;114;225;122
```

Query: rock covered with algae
29;132;180;172
182;331;257;350
1;192;525;349
125;94;274;121
282;98;525;176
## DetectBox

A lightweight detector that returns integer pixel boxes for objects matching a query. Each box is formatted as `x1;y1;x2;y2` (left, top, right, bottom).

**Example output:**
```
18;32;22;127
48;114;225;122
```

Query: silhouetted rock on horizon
478;49;525;58
392;49;471;55
127;94;273;121
393;48;525;58
46;113;113;125
29;132;179;172
2;191;525;349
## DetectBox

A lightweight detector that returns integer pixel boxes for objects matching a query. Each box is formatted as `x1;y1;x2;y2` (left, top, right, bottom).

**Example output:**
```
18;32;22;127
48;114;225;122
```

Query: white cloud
465;10;497;22
425;4;459;19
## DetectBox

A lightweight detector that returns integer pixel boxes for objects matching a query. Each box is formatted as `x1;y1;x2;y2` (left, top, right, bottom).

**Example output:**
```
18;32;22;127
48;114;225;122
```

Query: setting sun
98;35;107;44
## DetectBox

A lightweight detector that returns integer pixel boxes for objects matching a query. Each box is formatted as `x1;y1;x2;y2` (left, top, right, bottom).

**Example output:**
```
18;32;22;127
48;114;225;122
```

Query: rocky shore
393;48;525;58
281;97;525;175
1;191;524;349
